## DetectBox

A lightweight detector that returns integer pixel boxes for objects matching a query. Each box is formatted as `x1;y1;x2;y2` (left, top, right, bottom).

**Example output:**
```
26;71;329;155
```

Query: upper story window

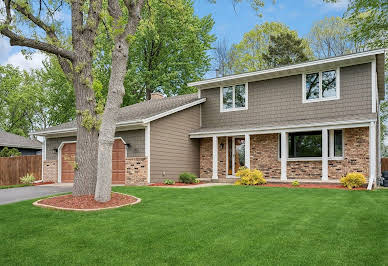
220;84;248;112
303;68;340;103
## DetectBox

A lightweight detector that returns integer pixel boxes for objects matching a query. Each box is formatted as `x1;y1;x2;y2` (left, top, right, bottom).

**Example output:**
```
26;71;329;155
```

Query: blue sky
0;0;349;71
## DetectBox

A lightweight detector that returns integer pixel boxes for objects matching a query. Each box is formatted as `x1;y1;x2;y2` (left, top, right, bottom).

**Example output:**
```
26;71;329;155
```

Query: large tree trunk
71;0;101;196
94;0;145;202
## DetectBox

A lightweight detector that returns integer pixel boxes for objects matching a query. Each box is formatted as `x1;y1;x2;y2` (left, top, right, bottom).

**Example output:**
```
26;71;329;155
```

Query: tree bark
94;0;145;202
71;0;102;196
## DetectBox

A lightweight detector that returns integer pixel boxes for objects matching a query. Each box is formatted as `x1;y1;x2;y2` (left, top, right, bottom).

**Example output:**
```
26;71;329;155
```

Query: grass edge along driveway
0;186;387;265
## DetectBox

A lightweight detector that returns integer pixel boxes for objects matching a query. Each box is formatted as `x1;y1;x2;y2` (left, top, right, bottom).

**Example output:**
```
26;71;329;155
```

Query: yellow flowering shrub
340;172;366;189
235;167;266;185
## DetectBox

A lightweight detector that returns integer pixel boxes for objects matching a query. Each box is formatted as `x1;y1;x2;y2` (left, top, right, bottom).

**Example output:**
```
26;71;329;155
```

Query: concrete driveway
0;184;73;205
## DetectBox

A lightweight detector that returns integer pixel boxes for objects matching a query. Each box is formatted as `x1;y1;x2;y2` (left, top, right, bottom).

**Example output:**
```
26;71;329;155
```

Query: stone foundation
43;160;58;182
125;157;148;185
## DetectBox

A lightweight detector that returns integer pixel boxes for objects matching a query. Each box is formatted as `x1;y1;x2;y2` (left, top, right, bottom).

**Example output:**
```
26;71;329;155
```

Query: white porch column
368;121;376;190
212;136;218;179
322;128;328;181
281;131;288;181
245;134;250;169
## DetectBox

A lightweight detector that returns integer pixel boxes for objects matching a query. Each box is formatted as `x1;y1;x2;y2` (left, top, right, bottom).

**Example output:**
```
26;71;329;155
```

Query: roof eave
189;49;386;90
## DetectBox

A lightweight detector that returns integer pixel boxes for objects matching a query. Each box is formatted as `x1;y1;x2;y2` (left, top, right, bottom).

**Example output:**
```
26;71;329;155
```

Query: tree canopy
227;22;313;73
263;32;310;67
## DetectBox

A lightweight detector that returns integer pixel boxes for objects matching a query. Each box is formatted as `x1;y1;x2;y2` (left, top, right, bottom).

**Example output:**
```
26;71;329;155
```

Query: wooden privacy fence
381;158;388;173
0;155;42;185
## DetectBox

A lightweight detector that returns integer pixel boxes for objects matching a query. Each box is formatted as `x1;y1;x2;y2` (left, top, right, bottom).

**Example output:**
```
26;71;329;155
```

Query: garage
60;139;126;184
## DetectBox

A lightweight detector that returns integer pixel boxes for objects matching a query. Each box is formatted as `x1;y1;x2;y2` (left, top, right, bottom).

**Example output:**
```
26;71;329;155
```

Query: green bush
163;179;175;185
292;180;300;186
179;172;197;184
0;147;21;157
235;167;266;185
340;172;366;189
20;173;35;184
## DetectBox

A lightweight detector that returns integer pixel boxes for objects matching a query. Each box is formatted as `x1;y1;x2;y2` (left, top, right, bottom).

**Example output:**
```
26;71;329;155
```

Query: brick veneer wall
200;138;212;178
198;127;370;180
250;134;281;179
125;157;148;185
328;127;369;179
43;160;58;182
287;161;322;179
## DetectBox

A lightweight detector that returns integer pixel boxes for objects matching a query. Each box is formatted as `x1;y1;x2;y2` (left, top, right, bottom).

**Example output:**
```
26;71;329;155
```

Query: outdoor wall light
53;148;58;153
125;143;131;148
220;143;224;150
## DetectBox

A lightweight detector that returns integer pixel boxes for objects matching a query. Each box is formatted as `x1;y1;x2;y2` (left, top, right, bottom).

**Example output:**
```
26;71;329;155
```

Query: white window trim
302;67;340;103
220;83;248;112
277;129;344;161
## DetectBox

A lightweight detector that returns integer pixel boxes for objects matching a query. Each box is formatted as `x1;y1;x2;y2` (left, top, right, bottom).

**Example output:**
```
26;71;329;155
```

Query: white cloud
0;37;11;62
3;52;46;71
309;0;350;12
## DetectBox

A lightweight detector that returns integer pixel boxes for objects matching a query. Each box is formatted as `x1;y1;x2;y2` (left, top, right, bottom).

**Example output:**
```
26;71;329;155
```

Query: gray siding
201;63;372;129
45;129;145;161
116;129;145;157
150;105;200;182
46;136;76;160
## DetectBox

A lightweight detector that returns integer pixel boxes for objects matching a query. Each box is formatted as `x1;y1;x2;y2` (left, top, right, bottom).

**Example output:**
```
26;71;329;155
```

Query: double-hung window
303;68;340;103
220;84;248;112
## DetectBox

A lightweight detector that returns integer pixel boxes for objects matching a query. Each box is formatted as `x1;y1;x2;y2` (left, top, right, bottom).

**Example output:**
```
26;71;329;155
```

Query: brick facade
328;127;369;179
43;160;58;182
199;127;370;180
125;157;148;185
200;138;213;178
250;134;281;179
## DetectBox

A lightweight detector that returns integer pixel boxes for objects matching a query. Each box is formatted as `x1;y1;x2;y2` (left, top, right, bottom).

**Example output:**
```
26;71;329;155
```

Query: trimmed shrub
179;172;197;184
292;180;300;187
194;179;200;184
0;147;21;157
236;167;266;185
340;172;366;189
20;173;35;184
163;179;175;185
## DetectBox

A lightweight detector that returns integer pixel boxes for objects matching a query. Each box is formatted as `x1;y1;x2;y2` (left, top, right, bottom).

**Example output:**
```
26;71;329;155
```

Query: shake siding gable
150;105;200;182
201;63;373;129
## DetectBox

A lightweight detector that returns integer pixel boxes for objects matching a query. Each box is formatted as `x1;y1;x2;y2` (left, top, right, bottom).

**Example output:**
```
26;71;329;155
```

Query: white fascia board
189;49;386;89
142;98;206;123
189;119;376;138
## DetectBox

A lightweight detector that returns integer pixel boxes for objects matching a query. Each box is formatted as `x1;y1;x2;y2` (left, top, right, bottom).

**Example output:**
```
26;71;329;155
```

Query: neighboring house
32;49;386;189
0;130;42;155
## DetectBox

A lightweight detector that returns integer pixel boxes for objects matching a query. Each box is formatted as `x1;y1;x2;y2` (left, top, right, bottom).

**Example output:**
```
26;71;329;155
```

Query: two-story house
32;49;385;189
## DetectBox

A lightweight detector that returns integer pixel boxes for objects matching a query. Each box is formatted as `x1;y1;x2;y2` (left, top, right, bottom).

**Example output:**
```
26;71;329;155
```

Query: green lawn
0;186;387;265
0;184;32;189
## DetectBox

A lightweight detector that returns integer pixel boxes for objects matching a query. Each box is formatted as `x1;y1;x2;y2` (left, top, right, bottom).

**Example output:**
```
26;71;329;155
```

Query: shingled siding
45;130;145;161
150;105;200;183
201;63;372;129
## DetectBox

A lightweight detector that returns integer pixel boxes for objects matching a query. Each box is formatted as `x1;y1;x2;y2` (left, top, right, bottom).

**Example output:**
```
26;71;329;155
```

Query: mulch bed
34;192;140;211
261;183;366;190
149;182;204;187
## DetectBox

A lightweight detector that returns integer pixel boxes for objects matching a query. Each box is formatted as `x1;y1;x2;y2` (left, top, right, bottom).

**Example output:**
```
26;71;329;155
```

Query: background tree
0;65;43;136
262;32;310;68
228;22;313;73
308;16;362;58
212;38;233;77
124;0;214;103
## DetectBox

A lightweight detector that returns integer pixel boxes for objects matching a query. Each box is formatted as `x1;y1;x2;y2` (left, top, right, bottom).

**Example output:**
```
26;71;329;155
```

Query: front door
227;137;246;176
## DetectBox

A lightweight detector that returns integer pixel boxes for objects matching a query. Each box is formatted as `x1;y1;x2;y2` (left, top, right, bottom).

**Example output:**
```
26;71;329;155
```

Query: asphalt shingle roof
0;131;42;149
33;93;201;134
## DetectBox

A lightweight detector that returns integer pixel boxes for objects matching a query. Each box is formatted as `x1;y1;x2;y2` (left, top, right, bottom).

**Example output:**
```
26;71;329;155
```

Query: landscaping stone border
33;192;141;212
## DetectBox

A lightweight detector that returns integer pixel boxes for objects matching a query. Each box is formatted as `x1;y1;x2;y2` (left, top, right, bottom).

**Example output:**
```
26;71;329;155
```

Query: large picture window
221;84;248;112
279;130;343;159
303;68;340;102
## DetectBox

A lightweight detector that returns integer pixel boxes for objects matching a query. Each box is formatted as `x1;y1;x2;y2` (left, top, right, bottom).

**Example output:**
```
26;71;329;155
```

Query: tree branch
0;28;74;60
